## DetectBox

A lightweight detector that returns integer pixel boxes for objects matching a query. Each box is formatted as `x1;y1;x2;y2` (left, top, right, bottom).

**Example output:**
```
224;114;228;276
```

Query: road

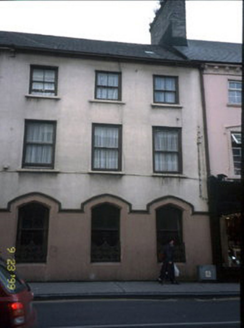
34;298;240;328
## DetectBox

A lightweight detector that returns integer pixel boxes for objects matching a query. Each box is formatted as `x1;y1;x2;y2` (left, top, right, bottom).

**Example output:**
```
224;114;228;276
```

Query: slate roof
0;31;185;63
0;31;241;65
175;40;242;64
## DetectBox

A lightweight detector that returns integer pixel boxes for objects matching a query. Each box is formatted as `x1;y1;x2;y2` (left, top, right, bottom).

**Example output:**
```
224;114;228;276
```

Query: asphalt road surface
34;298;240;328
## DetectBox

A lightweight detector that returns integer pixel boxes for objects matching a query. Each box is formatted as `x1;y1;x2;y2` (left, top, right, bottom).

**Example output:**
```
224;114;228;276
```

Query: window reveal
22;120;56;169
91;204;120;262
15;203;49;263
154;76;178;104
231;132;241;175
95;72;121;100
153;127;181;173
92;124;122;171
156;205;185;262
228;80;242;105
30;66;58;96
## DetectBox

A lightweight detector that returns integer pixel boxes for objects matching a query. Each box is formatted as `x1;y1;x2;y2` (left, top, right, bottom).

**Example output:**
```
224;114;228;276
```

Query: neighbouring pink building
203;64;241;281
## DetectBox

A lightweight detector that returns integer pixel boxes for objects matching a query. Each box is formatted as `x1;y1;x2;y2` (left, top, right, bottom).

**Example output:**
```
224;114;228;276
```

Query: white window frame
228;80;242;105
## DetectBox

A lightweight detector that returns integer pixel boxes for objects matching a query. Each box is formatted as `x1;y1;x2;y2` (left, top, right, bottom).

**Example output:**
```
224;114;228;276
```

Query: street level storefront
208;176;241;281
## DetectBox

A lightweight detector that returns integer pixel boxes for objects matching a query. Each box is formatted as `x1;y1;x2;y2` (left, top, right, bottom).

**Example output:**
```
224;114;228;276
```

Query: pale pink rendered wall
203;69;241;178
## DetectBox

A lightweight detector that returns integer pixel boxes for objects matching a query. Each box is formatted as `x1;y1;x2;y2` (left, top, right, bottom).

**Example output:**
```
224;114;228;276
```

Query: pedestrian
158;238;179;284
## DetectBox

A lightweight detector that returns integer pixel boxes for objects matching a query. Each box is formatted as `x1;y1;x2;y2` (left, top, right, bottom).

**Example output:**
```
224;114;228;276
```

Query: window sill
91;262;121;265
226;175;241;181
89;99;125;105
25;94;61;100
152;173;187;178
88;170;124;176
227;103;241;108
151;103;183;109
17;168;60;174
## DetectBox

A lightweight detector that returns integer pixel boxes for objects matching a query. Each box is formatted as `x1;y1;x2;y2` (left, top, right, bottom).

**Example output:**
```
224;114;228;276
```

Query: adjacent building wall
202;64;242;178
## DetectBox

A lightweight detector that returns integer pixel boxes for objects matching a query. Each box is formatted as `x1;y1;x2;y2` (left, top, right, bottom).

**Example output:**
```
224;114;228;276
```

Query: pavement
29;281;240;301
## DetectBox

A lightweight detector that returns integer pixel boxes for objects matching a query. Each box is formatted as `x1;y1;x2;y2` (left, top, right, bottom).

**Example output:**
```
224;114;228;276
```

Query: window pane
155;130;178;151
165;78;176;91
229;81;241;89
155;92;165;103
33;69;44;81
107;88;118;100
97;88;118;100
155;77;165;90
26;123;54;143
97;73;108;86
25;145;52;164
32;82;44;91
94;127;118;148
96;87;107;99
108;74;119;87
44;70;55;82
229;91;241;104
44;83;55;91
231;133;241;144
165;92;176;103
94;149;118;169
155;153;178;172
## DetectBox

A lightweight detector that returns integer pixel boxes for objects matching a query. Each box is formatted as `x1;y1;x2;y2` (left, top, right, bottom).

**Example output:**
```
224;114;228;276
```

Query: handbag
174;263;180;277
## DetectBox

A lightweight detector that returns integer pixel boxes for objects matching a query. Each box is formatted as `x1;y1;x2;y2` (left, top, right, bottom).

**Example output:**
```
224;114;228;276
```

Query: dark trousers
159;261;175;282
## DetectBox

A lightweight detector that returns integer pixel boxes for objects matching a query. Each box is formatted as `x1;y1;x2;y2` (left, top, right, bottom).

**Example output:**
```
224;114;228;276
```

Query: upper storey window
95;71;121;101
228;80;242;105
153;76;178;104
231;132;241;175
22;120;56;169
153;127;182;173
29;66;58;96
92;124;122;171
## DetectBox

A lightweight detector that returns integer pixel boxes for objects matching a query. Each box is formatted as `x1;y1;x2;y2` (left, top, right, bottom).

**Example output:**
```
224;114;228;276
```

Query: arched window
156;205;185;262
91;203;120;262
16;203;49;263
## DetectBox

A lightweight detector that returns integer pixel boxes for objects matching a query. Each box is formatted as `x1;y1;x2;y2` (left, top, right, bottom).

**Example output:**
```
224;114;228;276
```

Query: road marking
49;321;240;328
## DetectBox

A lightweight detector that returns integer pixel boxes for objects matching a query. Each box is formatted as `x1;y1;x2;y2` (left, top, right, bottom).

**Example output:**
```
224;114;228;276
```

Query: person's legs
159;262;168;283
169;263;179;284
168;263;175;283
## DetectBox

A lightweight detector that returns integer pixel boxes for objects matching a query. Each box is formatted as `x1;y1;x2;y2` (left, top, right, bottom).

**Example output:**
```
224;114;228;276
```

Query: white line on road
49;321;240;328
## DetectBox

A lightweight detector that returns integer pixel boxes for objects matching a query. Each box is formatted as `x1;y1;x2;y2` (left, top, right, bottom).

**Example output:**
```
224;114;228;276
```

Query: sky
0;1;242;44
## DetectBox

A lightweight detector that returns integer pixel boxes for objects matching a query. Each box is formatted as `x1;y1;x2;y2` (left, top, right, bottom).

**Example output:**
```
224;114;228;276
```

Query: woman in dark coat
158;238;178;284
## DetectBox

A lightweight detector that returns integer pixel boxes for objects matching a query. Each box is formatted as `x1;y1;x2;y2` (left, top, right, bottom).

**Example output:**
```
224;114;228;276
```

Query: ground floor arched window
156;205;185;262
91;203;120;262
15;202;49;263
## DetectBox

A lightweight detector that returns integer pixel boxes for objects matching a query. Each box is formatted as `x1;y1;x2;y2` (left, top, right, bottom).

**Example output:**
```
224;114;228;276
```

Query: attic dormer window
29;66;58;96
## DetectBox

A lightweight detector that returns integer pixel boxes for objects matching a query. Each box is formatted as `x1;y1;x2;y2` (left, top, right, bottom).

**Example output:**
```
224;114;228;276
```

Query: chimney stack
150;0;187;46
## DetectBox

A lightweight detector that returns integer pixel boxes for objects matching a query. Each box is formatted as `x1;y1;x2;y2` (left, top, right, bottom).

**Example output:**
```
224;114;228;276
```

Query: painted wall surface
203;65;242;178
0;50;210;280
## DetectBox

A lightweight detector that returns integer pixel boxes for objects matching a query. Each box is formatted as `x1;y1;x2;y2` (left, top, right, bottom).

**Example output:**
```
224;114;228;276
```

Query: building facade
0;0;241;282
0;28;211;281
